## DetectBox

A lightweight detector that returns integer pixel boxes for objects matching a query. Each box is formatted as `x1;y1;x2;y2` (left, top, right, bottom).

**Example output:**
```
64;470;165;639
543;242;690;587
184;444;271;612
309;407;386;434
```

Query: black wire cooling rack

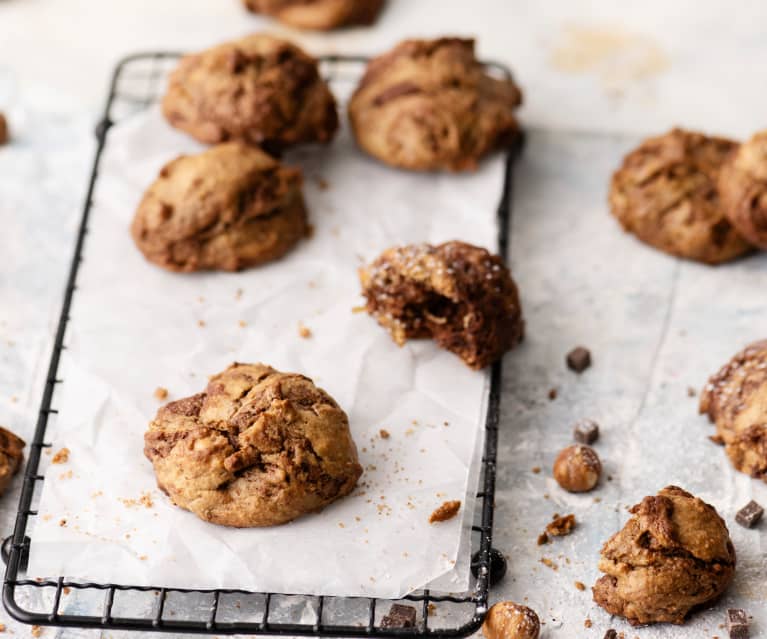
2;52;522;637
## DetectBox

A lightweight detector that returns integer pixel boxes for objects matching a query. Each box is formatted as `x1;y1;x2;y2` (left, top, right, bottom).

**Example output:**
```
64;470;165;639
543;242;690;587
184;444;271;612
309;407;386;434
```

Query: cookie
482;601;540;639
243;0;385;30
144;363;363;527
699;340;767;481
719;130;767;249
162;34;338;149
348;38;522;171
609;128;752;264
359;241;524;369
131;142;308;272
0;427;25;496
593;486;736;626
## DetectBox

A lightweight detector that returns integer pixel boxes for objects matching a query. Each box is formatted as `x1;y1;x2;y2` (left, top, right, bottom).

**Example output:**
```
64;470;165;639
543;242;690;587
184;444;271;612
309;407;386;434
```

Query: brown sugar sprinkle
546;513;576;537
574;581;586;591
51;447;70;464
120;491;154;509
379;429;390;439
539;557;558;570
31;626;42;637
154;387;168;401
429;500;461;524
298;322;312;339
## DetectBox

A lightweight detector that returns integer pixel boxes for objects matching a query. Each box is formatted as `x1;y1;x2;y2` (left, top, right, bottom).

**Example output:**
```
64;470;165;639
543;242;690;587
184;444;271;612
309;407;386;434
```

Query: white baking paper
25;80;506;598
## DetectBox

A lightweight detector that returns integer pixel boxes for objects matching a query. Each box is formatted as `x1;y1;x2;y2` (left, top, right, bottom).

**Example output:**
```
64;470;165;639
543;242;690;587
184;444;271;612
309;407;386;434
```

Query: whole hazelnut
482;601;540;639
553;444;601;492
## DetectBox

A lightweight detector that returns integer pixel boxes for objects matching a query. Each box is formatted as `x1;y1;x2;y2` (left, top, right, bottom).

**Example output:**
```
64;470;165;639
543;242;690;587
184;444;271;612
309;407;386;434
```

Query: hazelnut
482;601;540;639
553;444;601;492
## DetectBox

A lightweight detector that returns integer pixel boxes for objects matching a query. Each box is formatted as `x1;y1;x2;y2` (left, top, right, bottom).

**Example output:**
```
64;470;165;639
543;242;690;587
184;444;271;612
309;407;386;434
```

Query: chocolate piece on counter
381;604;417;628
603;630;618;639
573;419;599;444
566;346;591;373
726;608;750;638
548;387;558;400
735;500;764;528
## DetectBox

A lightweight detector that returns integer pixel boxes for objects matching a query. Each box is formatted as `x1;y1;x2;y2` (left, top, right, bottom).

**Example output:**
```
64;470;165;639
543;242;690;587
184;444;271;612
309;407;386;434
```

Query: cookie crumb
531;466;541;474
574;581;586;591
548;387;558;400
584;618;592;628
235;288;243;300
238;320;248;328
429;500;461;523
687;386;697;397
316;176;330;190
0;113;8;145
709;434;725;445
63;587;71;595
59;519;67;527
566;346;591;373
379;429;390;439
31;626;42;638
198;320;206;328
154;387;168;401
351;305;366;314
546;513;576;537
539;557;557;570
298;322;312;339
537;532;549;546
52;447;70;464
120;491;154;509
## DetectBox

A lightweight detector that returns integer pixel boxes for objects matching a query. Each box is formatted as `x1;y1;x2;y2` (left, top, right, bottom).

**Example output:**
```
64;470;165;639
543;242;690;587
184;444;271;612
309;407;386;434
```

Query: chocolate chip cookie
144;363;363;527
243;0;385;30
131;142;308;272
359;241;524;369
0;427;25;496
162;34;338;149
719;130;767;249
700;340;767;481
593;486;736;626
348;38;522;171
609;128;752;264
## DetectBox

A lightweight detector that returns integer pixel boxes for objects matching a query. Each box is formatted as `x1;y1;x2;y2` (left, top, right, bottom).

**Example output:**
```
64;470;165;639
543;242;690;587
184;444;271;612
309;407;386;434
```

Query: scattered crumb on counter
531;466;541;474
154;387;168;401
31;626;42;637
539;557;557;570
546;513;576;537
548;387;558;400
537;532;549;546
584;618;592;628
197;320;206;328
316;176;329;190
298;322;312;339
429;500;461;524
235;288;243;300
59;519;67;527
351;305;366;314
120;491;154;509
379;429;390;439
687;386;697;397
63;587;71;595
574;581;586;591
51;448;69;464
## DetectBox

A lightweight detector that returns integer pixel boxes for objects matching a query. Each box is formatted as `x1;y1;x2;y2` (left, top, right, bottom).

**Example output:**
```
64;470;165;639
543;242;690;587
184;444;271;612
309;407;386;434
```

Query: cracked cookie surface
593;486;735;626
144;363;362;527
719;130;767;249
131;142;308;272
359;241;523;369
700;339;767;481
162;34;338;149
243;0;385;30
348;38;522;171
609;128;751;264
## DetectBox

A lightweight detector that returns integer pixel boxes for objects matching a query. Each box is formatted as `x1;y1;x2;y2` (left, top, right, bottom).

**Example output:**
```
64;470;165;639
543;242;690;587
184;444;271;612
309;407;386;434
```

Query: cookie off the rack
162;34;338;149
242;0;385;30
143;363;362;527
358;241;524;370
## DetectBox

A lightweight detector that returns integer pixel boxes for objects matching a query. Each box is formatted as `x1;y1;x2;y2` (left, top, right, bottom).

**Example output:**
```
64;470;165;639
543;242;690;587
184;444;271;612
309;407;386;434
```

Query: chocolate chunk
381;604;417;628
566;346;591;373
573;419;599;444
603;630;617;639
726;608;750;638
0;113;8;145
735;500;764;528
548;387;558;400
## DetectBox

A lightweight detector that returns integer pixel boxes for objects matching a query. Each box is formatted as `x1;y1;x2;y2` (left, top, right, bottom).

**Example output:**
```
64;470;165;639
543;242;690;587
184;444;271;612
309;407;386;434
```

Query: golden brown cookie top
359;241;523;369
243;0;385;30
609;128;752;264
144;363;362;527
718;130;767;249
349;38;522;171
601;486;734;565
162;34;338;149
699;339;767;437
131;142;307;272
